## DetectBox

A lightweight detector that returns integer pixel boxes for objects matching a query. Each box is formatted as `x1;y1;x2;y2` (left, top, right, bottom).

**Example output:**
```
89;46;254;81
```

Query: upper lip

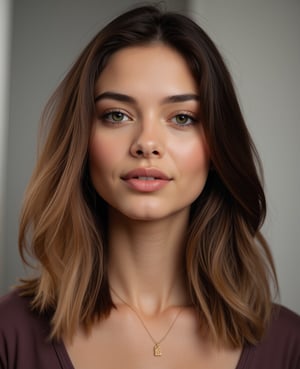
121;168;171;180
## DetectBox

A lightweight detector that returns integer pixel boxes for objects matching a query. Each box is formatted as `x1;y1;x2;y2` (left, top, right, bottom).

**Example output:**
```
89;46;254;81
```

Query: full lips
122;177;170;192
121;168;172;192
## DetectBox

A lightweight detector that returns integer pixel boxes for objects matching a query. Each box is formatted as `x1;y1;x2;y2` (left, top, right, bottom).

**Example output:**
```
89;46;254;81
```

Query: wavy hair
18;4;278;347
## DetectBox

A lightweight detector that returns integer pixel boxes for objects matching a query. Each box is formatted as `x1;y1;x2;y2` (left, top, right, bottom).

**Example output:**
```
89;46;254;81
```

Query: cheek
191;145;210;174
182;143;210;202
89;134;113;164
88;134;118;196
176;137;210;178
89;133;119;172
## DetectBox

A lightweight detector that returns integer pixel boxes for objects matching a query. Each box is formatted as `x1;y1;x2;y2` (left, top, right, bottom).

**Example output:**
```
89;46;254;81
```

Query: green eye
102;110;131;123
172;114;194;126
110;111;126;121
176;115;189;124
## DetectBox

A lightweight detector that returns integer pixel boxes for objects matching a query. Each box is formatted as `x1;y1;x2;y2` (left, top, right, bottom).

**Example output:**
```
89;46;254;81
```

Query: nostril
131;144;162;158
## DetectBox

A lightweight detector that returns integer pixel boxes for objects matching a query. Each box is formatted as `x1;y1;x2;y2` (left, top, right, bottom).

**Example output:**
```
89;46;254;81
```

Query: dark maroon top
0;291;299;369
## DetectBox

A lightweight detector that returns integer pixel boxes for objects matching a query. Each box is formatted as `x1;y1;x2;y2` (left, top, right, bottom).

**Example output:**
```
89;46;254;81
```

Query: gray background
0;0;299;314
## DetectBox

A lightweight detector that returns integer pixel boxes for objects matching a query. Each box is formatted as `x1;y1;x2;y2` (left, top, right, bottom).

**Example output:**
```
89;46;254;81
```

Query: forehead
94;44;197;97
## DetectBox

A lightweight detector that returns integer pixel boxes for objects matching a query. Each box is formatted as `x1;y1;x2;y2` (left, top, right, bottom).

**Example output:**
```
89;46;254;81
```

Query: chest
65;323;242;369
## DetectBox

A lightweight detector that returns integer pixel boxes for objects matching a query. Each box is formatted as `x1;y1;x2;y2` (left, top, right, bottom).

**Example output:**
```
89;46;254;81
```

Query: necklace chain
110;286;183;357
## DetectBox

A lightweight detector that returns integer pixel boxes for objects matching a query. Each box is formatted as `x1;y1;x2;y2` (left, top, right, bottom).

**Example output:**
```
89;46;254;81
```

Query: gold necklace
110;287;183;357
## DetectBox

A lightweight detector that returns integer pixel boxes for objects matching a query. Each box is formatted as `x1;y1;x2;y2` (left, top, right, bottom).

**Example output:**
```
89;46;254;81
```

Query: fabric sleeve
0;291;70;369
245;305;300;369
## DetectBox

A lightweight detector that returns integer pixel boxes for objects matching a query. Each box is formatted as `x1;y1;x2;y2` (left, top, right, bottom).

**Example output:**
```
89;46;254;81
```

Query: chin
123;211;166;222
118;205;190;223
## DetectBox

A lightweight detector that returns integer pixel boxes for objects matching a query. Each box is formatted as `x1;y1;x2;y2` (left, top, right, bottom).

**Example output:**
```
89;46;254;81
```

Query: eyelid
99;108;133;123
169;111;198;126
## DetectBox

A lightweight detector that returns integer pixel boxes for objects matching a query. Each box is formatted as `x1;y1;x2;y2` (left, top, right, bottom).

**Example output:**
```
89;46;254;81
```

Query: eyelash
98;110;197;127
170;112;197;127
100;110;132;125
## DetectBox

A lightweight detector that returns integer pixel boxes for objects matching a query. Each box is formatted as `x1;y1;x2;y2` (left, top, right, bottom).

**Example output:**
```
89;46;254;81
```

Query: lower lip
122;178;170;192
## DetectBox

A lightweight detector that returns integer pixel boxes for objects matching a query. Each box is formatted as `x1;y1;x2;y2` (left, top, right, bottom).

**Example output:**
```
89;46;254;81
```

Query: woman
0;4;299;369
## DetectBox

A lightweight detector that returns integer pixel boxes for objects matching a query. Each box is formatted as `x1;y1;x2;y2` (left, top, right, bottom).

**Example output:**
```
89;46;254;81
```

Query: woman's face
89;44;210;221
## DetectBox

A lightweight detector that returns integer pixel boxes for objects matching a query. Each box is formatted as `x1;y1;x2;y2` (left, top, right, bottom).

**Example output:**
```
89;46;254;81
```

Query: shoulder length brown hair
18;4;278;347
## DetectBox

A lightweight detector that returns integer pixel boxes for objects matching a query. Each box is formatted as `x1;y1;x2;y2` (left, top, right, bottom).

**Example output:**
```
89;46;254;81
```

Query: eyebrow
94;91;200;104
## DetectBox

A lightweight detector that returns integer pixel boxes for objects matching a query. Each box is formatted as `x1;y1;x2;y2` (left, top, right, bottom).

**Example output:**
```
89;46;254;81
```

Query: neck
107;207;191;314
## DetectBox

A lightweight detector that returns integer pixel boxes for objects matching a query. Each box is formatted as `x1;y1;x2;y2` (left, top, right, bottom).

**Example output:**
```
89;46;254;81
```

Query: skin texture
89;44;210;223
66;44;242;369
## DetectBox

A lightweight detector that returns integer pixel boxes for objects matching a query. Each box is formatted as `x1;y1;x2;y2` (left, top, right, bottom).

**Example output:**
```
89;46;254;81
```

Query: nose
130;121;165;159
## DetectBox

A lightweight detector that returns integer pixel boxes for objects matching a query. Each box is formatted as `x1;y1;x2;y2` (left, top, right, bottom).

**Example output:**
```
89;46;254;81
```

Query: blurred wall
0;0;12;292
188;0;300;313
0;0;187;294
